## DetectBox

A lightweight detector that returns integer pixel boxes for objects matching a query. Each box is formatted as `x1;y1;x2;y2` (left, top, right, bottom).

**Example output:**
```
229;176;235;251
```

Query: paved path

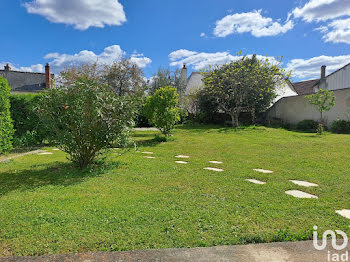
0;150;46;163
2;240;349;262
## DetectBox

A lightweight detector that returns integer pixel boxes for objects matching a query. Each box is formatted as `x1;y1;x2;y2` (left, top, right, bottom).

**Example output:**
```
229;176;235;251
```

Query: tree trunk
251;108;256;125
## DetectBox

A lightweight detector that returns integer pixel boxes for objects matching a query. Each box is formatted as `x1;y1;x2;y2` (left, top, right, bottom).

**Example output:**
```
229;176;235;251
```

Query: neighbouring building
0;63;54;93
267;64;350;127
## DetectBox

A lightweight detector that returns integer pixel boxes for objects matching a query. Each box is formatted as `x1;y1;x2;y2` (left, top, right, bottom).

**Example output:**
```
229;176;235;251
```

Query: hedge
10;93;48;146
0;77;14;154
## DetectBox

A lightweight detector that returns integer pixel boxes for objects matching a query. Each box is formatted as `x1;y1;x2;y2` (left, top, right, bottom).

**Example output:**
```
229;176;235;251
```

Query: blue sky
1;0;350;81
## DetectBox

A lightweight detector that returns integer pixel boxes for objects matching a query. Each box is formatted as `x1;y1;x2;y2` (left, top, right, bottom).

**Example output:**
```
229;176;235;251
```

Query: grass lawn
0;125;350;256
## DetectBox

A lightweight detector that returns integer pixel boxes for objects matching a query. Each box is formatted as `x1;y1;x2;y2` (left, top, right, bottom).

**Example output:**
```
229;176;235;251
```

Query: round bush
331;120;350;134
297;119;319;132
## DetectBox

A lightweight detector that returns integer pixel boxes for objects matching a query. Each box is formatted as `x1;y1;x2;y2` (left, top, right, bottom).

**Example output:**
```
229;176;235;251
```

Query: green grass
1;125;350;256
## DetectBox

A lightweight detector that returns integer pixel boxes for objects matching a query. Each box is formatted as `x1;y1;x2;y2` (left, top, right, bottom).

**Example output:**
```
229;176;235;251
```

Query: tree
144;87;180;136
0;77;14;154
202;55;288;127
59;60;147;97
149;67;185;95
306;88;335;134
183;87;202;125
38;77;136;169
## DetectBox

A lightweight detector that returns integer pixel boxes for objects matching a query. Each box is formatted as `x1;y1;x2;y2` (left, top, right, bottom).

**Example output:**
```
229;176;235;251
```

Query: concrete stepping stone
245;179;266;185
209;161;223;164
176;155;190;159
285;190;318;199
289;180;318;187
254;169;273;174
336;210;350;219
52;148;60;151
204;167;224;172
144;156;155;159
175;161;188;164
37;152;53;155
142;152;154;154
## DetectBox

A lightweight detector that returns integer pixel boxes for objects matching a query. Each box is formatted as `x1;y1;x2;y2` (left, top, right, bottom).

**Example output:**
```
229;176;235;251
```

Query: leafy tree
183;87;202;125
59;60;147;97
0;77;14;154
38;77;136;169
202;55;289;127
144;86;180;136
306;88;335;134
149;67;185;95
306;88;335;124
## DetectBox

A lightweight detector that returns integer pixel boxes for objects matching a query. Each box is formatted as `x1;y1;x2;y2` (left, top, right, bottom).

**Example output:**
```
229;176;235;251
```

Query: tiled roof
293;79;319;95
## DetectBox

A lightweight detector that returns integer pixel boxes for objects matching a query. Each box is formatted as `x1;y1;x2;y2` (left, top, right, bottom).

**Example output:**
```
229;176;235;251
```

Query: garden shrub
0;77;14;154
144;86;180;136
10;93;48;146
297;119;319;132
38;77;136;169
331;119;350;134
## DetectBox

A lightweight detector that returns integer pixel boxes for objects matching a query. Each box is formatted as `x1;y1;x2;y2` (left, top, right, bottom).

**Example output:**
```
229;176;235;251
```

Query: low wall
267;88;350;127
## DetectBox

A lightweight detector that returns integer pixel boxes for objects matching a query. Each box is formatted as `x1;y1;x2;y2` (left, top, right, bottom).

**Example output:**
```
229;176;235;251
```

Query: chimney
180;64;188;93
45;63;50;89
321;65;326;81
4;63;10;71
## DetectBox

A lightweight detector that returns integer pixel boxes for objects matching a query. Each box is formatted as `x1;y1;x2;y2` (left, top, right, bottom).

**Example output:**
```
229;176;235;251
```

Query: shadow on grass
0;161;120;197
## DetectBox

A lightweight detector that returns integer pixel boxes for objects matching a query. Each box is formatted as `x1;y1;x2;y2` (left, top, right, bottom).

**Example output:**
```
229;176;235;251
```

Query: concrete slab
209;161;223;164
246;179;266;185
285;190;318;199
3;240;348;262
254;169;273;174
52;148;60;151
142;152;154;154
37;152;53;155
336;209;350;219
175;161;188;164
204;167;224;172
175;155;190;159
144;156;155;159
289;180;318;188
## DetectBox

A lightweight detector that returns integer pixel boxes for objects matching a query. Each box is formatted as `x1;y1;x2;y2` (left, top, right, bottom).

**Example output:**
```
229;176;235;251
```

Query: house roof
292;79;319;95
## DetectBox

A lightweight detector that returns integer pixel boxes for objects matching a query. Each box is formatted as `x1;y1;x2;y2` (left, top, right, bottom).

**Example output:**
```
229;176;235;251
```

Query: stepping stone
144;156;155;159
290;180;318;187
175;155;190;159
142;152;153;154
175;161;188;164
209;161;223;164
254;169;273;174
37;152;53;155
285;190;318;199
52;148;60;151
204;167;224;172
336;210;350;220
245;179;266;185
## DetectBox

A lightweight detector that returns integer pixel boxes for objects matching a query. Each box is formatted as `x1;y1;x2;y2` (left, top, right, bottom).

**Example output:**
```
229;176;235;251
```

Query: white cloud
200;33;207;38
322;18;350;44
0;62;44;73
169;49;277;71
287;54;350;79
44;45;152;73
130;54;152;68
214;10;294;38
24;0;126;30
292;0;350;22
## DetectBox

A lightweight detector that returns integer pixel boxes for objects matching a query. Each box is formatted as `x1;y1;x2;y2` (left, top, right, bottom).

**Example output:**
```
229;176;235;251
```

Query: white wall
267;88;350;126
321;63;350;91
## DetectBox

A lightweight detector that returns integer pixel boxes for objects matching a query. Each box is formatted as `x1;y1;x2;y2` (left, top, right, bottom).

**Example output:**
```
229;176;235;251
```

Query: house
0;63;54;93
267;64;350;126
